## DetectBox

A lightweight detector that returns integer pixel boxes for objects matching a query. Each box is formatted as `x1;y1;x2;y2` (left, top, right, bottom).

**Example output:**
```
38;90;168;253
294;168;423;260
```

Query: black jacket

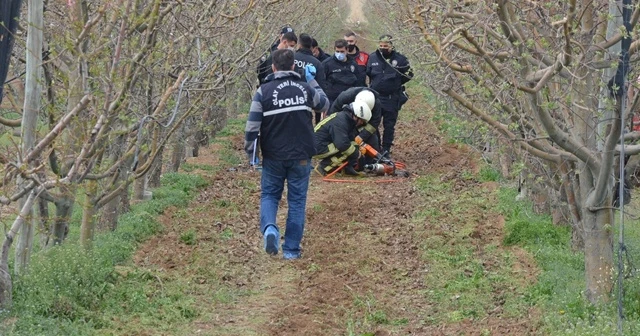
327;87;382;141
366;49;412;95
322;56;359;102
316;48;331;62
347;46;369;87
245;71;329;160
257;54;274;86
314;109;358;156
295;48;327;90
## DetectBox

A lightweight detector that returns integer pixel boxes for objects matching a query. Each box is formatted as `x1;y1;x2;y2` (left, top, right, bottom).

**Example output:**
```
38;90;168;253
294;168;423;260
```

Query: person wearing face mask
257;32;298;86
344;31;369;86
321;39;359;106
366;34;413;158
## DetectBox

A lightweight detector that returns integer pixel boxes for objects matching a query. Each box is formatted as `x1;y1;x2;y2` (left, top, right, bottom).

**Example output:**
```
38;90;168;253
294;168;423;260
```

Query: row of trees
369;0;639;304
0;0;340;309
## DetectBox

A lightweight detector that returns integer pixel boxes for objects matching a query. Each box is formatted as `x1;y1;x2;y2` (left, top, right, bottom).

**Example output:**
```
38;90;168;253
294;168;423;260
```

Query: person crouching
313;101;372;176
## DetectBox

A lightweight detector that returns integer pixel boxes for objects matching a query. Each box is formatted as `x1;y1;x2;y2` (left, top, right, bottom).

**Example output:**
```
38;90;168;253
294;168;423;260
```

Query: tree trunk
133;176;146;201
170;123;186;172
148;143;164;188
583;208;615;303
37;196;50;248
15;0;44;275
51;196;73;246
80;181;97;250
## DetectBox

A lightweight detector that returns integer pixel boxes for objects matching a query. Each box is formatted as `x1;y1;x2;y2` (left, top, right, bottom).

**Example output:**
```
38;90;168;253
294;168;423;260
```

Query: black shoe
342;165;362;176
314;164;328;176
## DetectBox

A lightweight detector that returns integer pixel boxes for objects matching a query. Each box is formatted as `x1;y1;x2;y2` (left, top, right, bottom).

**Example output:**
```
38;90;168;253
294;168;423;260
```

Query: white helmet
351;101;372;122
355;90;375;110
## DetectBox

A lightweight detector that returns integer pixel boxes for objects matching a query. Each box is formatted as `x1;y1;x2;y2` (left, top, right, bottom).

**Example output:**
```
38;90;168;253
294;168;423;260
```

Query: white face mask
287;47;296;51
335;52;346;61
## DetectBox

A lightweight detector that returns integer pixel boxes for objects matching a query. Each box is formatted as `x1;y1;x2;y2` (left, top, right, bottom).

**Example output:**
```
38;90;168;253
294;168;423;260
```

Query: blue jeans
260;158;312;254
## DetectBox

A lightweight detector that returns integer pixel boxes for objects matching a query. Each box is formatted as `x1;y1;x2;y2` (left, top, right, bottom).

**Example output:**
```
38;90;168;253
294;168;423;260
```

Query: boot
342;165;363;176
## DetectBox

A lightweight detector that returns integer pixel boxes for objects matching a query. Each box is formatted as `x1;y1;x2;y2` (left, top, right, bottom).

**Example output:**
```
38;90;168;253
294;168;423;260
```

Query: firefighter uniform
328;87;381;148
313;109;360;175
366;49;412;153
322;55;359;104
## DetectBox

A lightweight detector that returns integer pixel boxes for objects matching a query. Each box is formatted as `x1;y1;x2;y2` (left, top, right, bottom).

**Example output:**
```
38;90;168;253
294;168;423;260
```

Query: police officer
312;38;330;62
313;101;372;176
257;32;298;86
296;34;327;123
245;49;329;259
366;34;413;157
344;31;369;86
322;39;359;105
328;88;381;151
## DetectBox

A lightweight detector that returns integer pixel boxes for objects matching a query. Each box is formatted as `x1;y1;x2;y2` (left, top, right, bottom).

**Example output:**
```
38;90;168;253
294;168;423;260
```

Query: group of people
244;27;413;259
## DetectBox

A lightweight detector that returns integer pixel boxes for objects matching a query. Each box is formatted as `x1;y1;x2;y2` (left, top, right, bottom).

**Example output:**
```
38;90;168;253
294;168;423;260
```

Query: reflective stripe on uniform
263;105;312;117
363;123;376;134
314;143;339;159
314;113;337;132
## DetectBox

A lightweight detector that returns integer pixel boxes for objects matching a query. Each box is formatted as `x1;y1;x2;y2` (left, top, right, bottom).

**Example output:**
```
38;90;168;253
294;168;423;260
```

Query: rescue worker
328;88;381;151
257;32;298;86
344;31;369;86
311;38;330;62
322;39;359;105
313;101;372;176
296;34;327;123
366;34;413;157
245;49;329;260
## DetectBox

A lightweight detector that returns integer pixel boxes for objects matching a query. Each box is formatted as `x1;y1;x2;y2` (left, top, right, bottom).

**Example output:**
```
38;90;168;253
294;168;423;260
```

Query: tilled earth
133;97;539;335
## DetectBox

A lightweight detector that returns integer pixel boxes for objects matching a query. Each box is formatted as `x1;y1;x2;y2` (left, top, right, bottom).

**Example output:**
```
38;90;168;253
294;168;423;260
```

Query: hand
305;64;316;82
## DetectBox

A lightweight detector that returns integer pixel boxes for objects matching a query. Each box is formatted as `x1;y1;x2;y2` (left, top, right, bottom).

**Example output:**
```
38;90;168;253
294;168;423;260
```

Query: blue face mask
335;52;346;61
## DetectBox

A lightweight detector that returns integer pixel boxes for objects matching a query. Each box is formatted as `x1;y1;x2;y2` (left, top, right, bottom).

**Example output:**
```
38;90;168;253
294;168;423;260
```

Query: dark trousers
379;95;400;150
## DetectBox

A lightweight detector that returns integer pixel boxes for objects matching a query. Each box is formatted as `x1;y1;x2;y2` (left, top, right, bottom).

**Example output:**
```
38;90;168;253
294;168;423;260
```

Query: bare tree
380;0;640;303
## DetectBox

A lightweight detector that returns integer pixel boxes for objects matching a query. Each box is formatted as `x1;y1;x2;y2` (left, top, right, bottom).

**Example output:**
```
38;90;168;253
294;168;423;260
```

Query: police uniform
295;48;327;123
245;71;328;161
347;46;369;87
366;48;412;153
322;55;359;104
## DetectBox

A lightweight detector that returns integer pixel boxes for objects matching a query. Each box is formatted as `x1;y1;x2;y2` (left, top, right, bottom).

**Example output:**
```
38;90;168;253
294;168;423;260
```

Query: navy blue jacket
314;110;358;156
316;48;331;62
245;71;329;160
295;48;327;90
322;56;359;102
366;49;412;96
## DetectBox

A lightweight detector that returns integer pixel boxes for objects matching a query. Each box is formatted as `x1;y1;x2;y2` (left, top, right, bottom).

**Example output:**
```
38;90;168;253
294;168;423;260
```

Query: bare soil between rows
132;94;539;335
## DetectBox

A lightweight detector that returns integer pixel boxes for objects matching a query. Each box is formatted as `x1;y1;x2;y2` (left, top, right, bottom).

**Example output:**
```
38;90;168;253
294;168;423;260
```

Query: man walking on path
366;34;413;157
245;49;329;260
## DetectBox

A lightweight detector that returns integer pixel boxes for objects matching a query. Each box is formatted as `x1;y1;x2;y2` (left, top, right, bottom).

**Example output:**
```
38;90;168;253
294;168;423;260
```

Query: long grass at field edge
0;172;208;335
498;187;640;335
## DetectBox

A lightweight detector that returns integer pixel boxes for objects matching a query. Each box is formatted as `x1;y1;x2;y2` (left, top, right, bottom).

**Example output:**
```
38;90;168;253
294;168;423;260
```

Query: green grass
413;172;531;325
496;188;640;335
0;173;208;335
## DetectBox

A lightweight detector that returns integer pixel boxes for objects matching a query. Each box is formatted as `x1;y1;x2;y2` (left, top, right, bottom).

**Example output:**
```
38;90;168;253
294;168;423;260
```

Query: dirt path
347;0;368;24
131;4;539;334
